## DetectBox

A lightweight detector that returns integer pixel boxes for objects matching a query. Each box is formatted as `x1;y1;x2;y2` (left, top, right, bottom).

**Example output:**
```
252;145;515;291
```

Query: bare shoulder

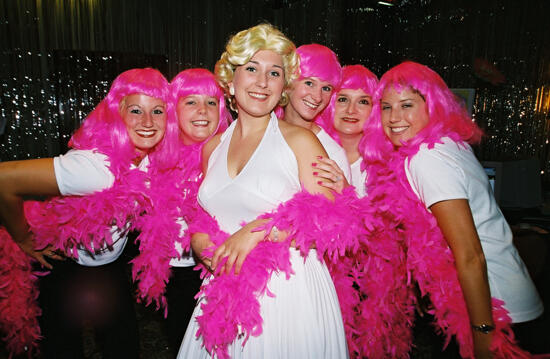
277;119;332;198
278;120;326;156
201;133;223;173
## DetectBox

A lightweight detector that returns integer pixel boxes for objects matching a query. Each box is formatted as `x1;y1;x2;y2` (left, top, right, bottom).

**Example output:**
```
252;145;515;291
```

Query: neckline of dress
225;113;275;181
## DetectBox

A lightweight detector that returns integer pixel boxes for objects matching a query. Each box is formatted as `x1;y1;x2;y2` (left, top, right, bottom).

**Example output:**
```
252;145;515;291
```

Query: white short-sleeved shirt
53;149;149;267
405;138;543;323
169;218;195;267
316;128;352;183
350;158;367;198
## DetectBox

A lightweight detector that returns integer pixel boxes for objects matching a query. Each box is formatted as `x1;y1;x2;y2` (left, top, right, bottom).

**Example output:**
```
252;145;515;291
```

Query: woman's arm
430;199;494;359
280;122;333;200
211;123;333;275
189;135;223;270
0;159;62;268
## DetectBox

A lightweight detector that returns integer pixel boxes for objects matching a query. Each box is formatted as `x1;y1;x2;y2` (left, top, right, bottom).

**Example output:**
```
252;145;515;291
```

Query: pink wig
171;68;231;137
70;68;179;174
320;65;378;141
361;61;483;163
278;44;342;120
296;43;342;87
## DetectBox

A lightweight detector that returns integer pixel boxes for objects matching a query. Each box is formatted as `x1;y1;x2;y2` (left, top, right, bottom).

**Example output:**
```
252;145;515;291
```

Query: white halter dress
178;113;349;359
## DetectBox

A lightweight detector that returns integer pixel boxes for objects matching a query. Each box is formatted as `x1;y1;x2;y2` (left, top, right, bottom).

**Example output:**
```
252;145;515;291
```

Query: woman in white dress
178;23;349;359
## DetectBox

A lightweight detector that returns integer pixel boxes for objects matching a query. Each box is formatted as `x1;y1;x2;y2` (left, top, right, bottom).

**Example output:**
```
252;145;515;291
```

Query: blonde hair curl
215;23;299;111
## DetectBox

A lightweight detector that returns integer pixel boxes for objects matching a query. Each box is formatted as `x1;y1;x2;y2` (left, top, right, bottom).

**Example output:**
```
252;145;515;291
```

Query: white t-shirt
53;149;149;267
169;218;195;267
405;138;543;323
350;158;367;198
316;128;352;183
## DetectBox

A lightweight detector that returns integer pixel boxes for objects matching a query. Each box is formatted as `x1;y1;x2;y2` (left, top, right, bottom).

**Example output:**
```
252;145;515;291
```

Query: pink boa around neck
0;163;150;357
187;187;373;359
365;137;531;358
131;143;204;313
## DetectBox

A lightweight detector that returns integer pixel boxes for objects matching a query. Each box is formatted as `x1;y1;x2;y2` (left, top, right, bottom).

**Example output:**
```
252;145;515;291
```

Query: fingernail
317;155;323;159
317;181;322;185
312;162;317;167
313;171;318;175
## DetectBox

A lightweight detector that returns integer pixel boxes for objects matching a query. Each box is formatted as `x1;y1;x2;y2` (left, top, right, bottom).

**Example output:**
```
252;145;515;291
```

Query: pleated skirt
177;249;349;359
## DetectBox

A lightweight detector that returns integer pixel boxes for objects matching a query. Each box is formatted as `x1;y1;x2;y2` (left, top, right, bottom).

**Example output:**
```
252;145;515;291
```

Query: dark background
1;1;549;357
1;0;549;185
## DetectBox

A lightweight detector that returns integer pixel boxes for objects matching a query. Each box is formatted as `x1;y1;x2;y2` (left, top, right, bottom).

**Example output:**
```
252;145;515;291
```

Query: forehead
123;93;165;106
381;86;421;101
338;88;369;97
248;49;284;67
178;93;218;101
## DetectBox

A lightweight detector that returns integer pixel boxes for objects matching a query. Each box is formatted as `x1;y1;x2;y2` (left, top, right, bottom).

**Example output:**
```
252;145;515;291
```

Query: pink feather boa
0;228;43;358
326;216;415;358
130;143;204;313
186;187;373;359
0;165;150;356
365;139;532;358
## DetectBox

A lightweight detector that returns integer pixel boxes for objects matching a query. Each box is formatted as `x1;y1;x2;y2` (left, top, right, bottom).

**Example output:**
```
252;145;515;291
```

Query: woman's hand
312;156;349;194
211;219;269;275
15;233;63;269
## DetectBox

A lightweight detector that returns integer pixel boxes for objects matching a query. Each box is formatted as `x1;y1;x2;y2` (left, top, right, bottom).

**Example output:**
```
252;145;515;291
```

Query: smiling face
333;88;372;137
177;94;220;145
380;86;430;147
120;93;167;155
230;50;285;119
287;77;333;121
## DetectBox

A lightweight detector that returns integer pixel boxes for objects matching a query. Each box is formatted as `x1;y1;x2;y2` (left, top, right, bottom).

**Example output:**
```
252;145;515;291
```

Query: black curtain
1;0;549;182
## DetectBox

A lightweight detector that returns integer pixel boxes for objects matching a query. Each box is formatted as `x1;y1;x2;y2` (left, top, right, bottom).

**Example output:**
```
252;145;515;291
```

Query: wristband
471;323;495;334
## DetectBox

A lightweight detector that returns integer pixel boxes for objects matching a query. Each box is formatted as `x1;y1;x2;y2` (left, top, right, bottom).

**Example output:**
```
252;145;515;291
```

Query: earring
229;86;235;96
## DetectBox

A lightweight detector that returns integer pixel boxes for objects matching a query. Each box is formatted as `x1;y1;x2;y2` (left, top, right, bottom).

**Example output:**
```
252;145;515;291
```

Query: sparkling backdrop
1;0;549;182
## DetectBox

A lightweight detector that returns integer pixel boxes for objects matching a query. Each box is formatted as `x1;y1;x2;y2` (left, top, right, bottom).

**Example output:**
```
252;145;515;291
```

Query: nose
311;86;322;102
198;101;206;114
142;112;154;127
347;101;357;114
256;71;268;88
389;107;400;123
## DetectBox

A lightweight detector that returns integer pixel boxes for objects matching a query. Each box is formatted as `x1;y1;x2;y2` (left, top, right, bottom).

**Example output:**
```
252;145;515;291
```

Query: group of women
0;22;546;359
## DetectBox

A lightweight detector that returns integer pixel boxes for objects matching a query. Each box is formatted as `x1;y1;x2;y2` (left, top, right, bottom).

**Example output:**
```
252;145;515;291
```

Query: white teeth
192;120;209;126
303;100;319;109
249;92;267;99
136;130;155;137
342;117;358;123
391;127;408;133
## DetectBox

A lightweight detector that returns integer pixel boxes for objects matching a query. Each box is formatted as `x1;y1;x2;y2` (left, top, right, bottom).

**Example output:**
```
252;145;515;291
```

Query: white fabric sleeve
406;149;468;208
53;149;115;196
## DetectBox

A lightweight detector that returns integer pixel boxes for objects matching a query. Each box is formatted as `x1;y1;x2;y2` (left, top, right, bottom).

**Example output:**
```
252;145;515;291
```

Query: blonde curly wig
215;23;300;111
